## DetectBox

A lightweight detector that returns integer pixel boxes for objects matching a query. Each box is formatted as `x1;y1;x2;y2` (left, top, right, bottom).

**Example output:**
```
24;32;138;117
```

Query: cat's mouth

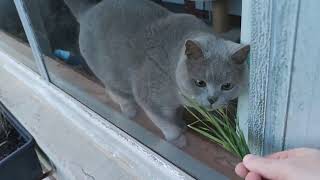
204;104;228;111
205;107;215;112
202;105;216;112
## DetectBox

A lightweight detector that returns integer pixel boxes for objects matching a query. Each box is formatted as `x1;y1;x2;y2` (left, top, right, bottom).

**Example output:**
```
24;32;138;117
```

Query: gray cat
63;0;249;146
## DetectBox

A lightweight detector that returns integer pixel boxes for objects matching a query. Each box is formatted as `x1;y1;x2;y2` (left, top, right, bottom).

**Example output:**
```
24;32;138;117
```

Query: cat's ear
230;44;250;64
185;40;204;60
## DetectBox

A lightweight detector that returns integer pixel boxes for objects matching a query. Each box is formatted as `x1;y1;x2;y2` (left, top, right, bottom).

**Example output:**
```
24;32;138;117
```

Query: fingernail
243;154;259;163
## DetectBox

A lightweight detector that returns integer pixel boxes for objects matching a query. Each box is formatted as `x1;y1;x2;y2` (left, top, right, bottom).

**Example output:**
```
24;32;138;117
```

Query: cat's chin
204;106;215;112
204;104;226;111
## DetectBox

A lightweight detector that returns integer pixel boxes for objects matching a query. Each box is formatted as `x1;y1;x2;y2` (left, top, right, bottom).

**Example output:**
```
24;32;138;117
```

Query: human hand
235;148;320;180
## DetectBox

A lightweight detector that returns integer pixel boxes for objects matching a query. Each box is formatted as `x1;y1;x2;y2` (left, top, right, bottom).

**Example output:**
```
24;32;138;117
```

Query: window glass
0;0;38;72
15;0;246;178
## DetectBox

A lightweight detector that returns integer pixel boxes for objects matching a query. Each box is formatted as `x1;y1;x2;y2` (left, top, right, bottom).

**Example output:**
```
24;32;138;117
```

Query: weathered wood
263;0;300;154
247;0;273;155
238;0;251;144
284;1;320;150
244;0;301;155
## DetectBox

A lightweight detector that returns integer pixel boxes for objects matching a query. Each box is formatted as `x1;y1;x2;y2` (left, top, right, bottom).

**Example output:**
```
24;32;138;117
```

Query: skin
235;148;320;180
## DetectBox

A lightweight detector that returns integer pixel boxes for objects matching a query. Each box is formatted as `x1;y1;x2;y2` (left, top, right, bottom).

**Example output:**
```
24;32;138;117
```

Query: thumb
243;154;284;180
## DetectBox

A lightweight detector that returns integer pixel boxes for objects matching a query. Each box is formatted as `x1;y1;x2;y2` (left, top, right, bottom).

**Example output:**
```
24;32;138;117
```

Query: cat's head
176;35;250;110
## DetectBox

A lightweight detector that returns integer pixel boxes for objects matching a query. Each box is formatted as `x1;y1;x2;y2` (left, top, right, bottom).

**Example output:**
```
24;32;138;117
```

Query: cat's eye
194;80;207;87
221;83;234;91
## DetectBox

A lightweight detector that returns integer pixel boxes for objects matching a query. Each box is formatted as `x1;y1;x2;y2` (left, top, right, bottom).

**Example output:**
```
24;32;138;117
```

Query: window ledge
0;41;194;180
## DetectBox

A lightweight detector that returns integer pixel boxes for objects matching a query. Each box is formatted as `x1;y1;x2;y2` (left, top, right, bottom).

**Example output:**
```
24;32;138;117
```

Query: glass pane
18;0;246;178
0;0;38;73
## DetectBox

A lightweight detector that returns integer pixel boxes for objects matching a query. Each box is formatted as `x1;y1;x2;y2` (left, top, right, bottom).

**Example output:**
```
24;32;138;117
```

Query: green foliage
183;95;250;159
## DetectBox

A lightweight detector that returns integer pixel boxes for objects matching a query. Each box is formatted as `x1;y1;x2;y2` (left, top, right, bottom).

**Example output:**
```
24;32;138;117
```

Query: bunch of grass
184;96;250;159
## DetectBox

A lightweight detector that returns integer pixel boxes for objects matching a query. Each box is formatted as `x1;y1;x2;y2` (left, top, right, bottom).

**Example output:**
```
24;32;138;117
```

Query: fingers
266;148;314;159
235;163;261;180
243;154;282;180
245;172;262;180
285;147;316;157
235;162;248;178
238;148;316;180
266;151;289;160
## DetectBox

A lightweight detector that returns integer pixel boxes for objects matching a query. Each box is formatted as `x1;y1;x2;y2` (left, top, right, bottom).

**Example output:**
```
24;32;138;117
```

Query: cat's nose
207;96;218;105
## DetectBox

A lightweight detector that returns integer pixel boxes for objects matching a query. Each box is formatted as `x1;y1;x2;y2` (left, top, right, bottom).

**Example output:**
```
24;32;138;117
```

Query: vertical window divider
13;0;50;82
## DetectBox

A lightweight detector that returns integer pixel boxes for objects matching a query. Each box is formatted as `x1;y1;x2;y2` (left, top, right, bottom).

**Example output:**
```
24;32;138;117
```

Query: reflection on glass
17;0;248;178
0;0;38;72
0;0;27;41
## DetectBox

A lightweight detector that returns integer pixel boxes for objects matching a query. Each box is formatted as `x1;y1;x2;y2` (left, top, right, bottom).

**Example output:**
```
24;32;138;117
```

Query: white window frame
0;0;238;179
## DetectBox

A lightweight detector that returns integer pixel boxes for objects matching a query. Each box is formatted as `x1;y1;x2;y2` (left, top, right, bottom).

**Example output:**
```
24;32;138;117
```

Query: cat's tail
63;0;96;20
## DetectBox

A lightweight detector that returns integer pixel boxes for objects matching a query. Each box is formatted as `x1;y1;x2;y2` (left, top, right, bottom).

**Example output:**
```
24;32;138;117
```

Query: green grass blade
182;93;250;158
188;126;225;145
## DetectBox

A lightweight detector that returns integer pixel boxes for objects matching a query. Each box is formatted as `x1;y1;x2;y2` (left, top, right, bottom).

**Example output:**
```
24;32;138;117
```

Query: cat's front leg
105;88;138;119
141;106;187;147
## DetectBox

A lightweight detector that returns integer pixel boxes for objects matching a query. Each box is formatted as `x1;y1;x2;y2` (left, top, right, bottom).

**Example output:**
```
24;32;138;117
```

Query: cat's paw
120;103;137;119
170;134;187;148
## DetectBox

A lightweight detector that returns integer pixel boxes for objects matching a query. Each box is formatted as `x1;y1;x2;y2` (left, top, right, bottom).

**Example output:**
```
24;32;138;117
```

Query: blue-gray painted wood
284;1;320;150
241;0;320;155
247;0;273;155
240;0;300;155
263;0;300;155
244;0;301;155
238;0;251;143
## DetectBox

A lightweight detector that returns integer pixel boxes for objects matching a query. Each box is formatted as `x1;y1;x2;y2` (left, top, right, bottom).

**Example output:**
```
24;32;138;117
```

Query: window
8;0;247;179
0;0;38;73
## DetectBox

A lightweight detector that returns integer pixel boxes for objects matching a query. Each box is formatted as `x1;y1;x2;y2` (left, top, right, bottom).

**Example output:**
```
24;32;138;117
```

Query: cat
63;0;249;147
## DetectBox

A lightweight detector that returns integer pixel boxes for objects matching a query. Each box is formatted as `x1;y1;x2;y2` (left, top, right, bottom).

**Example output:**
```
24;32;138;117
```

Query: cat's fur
63;0;249;146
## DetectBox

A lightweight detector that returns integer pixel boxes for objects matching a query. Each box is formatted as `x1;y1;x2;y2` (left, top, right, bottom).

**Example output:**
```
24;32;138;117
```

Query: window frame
11;0;231;179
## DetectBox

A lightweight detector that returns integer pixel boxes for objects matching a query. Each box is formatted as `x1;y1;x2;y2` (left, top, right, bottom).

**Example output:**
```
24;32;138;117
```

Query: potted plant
0;102;43;180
